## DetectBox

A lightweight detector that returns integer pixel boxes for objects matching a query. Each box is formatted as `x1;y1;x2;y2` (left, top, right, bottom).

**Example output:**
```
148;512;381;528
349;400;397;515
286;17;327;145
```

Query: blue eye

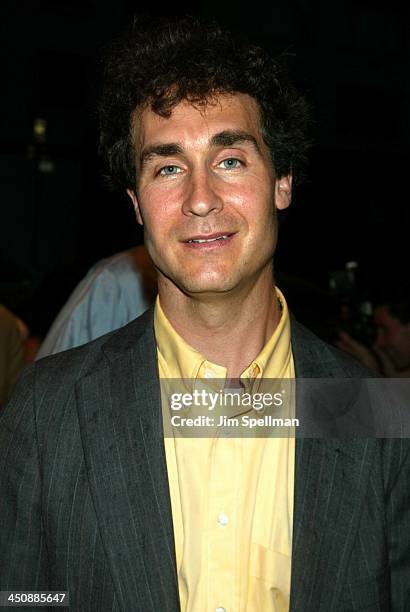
159;165;181;176
219;158;242;169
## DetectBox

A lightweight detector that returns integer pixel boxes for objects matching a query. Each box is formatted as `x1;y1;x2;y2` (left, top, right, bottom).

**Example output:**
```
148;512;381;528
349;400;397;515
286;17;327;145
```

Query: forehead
133;93;264;151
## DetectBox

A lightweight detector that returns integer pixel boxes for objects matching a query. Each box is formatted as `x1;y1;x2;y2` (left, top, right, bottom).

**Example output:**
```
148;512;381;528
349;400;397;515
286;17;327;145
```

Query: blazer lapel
290;320;376;611
75;311;179;611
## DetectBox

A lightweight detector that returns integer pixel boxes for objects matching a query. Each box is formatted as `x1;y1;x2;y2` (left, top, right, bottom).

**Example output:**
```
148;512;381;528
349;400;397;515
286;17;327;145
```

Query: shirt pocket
248;542;292;609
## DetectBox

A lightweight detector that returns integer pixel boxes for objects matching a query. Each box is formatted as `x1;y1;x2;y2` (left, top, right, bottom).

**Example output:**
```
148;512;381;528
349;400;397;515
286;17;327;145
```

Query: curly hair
99;16;310;192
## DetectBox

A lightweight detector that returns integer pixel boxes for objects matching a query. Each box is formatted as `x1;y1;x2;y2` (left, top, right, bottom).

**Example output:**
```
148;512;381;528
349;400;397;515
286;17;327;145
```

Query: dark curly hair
99;16;310;192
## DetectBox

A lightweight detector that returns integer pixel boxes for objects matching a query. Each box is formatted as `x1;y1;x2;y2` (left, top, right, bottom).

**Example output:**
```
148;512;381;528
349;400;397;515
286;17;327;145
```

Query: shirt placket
207;434;239;612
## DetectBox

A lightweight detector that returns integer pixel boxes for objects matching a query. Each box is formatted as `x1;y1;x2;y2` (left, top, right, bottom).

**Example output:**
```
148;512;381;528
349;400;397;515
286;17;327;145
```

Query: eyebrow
210;130;261;154
139;130;262;169
140;143;184;169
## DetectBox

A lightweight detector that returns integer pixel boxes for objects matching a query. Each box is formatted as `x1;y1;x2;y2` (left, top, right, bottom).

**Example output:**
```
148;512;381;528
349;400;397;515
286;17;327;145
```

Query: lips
183;232;234;244
182;231;236;250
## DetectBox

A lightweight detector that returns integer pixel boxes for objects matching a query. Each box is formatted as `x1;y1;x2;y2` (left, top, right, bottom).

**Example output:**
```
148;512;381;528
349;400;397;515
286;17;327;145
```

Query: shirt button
217;512;229;527
216;607;227;612
204;370;214;378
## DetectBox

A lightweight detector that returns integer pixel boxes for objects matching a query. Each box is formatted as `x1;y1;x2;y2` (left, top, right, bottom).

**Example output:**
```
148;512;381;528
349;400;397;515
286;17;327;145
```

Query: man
338;285;410;377
36;245;156;357
374;298;410;375
0;304;25;406
1;17;409;611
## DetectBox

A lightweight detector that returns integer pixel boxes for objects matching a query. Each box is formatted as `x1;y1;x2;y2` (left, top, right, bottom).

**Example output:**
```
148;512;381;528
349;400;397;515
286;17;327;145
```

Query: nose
182;169;223;217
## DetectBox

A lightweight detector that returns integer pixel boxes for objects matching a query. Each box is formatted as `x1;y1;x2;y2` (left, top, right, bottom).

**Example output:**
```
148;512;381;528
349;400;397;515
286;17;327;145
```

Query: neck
158;270;281;378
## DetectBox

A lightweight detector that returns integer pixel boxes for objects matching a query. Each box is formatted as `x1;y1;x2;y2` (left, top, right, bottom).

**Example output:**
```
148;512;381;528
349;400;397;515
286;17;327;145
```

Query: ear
274;175;292;211
126;188;143;225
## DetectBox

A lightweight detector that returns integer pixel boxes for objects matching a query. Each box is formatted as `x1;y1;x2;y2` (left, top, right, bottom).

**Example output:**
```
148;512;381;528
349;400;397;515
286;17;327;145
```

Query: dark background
1;0;409;336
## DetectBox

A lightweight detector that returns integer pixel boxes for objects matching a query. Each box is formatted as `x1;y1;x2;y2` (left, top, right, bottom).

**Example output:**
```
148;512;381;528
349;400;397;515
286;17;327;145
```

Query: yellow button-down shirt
155;288;295;612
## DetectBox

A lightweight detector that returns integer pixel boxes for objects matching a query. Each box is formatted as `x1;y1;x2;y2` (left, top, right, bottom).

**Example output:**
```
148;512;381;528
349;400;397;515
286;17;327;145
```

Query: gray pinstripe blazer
1;309;409;611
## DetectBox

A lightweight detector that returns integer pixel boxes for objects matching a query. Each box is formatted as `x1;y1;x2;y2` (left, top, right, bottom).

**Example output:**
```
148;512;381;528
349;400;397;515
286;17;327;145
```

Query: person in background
337;284;410;377
36;244;156;357
0;304;26;406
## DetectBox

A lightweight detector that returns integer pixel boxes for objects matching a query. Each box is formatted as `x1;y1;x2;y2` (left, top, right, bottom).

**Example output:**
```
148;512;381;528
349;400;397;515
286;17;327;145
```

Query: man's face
374;305;410;370
128;94;291;298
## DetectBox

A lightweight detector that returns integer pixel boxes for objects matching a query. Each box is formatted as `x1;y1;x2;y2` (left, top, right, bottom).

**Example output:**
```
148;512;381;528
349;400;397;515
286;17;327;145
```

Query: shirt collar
154;287;291;384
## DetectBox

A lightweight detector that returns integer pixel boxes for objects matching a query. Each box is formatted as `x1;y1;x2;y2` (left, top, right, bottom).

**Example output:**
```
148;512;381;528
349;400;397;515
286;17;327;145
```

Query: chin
177;272;239;294
181;280;235;296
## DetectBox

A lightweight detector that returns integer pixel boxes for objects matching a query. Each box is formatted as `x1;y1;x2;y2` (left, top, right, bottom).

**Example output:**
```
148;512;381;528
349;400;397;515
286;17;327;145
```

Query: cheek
224;182;274;219
144;214;172;245
139;189;181;233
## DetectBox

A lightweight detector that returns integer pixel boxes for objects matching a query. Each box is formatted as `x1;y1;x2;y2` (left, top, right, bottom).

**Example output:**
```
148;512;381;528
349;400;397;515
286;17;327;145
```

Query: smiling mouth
187;235;230;244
